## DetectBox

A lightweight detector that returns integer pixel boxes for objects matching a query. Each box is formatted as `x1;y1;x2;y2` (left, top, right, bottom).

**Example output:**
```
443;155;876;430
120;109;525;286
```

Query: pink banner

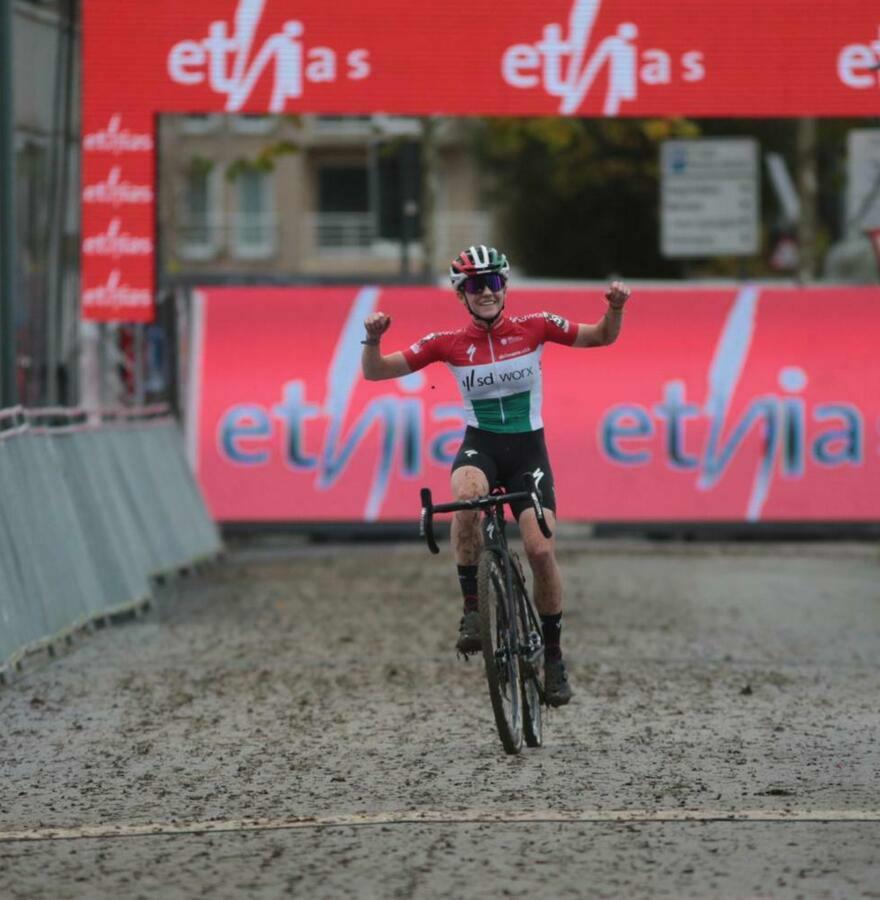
190;285;880;523
82;0;880;321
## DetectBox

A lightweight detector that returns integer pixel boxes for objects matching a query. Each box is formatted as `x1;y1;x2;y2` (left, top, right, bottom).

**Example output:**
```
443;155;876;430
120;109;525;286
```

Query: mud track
1;536;878;898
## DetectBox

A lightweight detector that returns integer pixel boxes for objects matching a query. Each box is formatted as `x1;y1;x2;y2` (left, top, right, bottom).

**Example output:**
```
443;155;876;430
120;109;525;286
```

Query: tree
474;117;699;278
474;116;870;280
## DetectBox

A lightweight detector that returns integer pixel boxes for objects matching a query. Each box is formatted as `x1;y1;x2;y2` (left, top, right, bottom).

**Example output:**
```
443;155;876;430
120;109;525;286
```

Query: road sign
661;139;759;258
847;129;880;230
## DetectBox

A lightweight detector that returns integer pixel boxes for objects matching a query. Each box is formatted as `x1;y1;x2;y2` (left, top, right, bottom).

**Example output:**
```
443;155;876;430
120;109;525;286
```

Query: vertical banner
190;285;880;523
80;113;156;322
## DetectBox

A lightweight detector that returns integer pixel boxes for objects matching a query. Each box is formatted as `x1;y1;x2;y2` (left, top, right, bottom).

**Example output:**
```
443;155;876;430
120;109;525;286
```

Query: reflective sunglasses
462;273;506;294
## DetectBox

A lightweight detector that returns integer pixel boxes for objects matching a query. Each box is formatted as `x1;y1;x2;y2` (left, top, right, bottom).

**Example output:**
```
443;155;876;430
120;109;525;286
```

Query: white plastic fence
0;406;221;673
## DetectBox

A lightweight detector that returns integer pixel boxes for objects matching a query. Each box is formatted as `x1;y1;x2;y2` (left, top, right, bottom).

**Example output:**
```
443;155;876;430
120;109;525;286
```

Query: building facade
158;114;494;283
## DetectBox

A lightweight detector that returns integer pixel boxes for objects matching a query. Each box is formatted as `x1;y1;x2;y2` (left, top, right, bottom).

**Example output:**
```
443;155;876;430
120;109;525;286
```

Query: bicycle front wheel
515;579;544;749
478;549;523;755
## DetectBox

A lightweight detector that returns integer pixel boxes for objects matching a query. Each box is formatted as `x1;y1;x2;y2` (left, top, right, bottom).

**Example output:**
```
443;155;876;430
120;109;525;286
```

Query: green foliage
473;116;869;279
475;117;700;278
225;140;299;181
186;155;215;179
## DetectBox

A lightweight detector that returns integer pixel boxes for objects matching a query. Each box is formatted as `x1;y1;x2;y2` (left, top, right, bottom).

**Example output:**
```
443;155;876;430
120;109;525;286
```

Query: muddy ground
1;535;879;898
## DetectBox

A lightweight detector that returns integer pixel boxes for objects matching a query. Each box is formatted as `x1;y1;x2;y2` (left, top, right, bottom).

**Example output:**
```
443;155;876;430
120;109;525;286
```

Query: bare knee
452;468;487;502
524;539;556;575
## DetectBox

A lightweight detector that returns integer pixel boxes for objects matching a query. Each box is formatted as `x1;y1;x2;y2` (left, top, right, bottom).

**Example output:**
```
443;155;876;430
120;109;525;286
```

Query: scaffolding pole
0;0;17;406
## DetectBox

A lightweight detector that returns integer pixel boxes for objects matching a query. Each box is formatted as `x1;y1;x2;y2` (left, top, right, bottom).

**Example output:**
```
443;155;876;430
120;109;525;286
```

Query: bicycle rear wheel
521;670;543;748
478;549;523;755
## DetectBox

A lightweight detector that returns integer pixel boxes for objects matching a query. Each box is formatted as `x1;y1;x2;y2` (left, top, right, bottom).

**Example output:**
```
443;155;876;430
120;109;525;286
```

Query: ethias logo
502;0;705;115
838;27;880;89
167;0;371;112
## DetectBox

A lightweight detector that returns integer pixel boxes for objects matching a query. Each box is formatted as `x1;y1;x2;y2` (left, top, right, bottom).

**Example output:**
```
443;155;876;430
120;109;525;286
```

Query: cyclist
361;245;630;707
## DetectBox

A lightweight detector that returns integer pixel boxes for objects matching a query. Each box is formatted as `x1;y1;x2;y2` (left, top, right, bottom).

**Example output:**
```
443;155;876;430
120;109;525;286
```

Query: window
232;168;276;259
178;161;220;260
318;166;369;213
377;142;422;241
315;166;372;249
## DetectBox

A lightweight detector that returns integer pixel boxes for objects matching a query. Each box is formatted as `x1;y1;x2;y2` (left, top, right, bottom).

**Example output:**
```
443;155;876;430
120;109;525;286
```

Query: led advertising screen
189;284;880;523
82;1;880;321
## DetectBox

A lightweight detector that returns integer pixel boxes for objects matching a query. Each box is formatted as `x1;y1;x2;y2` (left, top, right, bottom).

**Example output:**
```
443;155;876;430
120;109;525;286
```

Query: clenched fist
605;281;631;310
363;312;392;342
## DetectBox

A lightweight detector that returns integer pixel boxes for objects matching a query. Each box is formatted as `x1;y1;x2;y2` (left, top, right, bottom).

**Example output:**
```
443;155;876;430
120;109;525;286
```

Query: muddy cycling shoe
544;657;573;707
456;610;482;655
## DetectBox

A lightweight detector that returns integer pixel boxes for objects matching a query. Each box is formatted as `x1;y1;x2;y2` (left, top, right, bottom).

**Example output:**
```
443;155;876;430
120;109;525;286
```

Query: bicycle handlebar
419;474;552;554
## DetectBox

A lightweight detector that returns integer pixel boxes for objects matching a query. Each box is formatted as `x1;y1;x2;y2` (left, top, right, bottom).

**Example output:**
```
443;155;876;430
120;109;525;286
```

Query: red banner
82;1;880;321
189;284;880;523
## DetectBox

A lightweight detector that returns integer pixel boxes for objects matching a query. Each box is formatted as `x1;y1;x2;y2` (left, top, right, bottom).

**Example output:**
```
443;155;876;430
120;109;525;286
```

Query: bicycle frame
419;475;550;674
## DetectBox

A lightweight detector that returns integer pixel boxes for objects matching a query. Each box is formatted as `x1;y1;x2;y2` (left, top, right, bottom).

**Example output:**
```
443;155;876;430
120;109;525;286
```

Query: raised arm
361;312;413;381
572;281;631;348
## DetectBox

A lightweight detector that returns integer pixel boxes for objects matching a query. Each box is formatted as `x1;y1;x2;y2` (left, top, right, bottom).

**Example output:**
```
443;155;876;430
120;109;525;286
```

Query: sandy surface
1;536;879;898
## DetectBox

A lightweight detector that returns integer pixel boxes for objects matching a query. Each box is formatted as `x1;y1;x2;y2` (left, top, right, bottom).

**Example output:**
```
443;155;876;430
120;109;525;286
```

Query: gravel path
1;536;878;898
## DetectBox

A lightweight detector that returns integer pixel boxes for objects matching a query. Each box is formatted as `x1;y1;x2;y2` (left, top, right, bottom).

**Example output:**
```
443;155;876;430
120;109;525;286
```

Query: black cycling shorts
451;426;556;520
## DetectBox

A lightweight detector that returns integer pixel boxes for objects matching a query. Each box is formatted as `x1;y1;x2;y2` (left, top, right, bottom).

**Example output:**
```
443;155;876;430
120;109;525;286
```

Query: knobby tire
516;576;544;748
477;549;523;755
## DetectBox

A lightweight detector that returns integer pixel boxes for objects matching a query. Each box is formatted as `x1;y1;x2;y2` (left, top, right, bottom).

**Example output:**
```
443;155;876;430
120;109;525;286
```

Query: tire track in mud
1;537;878;898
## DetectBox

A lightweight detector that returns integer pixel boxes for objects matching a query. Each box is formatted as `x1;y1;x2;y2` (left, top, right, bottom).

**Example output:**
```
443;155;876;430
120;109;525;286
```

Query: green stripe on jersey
472;391;532;433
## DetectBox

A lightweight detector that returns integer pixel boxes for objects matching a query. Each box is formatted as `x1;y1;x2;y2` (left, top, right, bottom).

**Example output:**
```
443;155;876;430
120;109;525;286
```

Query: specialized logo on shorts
532;467;545;489
465;449;478;457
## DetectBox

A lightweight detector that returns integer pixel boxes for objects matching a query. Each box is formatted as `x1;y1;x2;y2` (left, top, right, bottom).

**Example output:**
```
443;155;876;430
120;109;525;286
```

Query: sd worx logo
461;366;535;391
167;0;370;112
502;0;705;115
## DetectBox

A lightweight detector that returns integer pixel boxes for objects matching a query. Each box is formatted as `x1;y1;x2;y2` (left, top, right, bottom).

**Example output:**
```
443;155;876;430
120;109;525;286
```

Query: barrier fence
0;406;221;676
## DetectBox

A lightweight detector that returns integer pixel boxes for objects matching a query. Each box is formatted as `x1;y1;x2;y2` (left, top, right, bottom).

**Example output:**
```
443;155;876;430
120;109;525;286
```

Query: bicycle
419;474;552;754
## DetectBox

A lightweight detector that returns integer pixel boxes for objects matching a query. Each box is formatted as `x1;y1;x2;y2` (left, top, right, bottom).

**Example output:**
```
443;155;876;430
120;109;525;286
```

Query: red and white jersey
401;312;577;433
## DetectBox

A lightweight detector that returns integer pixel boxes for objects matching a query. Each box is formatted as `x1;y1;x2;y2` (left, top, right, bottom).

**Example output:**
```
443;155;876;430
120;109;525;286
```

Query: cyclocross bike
419;474;552;754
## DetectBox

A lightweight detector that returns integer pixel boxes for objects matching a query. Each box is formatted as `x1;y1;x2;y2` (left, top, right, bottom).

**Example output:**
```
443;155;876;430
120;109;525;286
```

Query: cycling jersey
401;312;577;434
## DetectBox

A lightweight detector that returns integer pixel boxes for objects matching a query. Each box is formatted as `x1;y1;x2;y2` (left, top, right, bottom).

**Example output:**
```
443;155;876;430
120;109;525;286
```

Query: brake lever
419;487;440;554
524;473;552;539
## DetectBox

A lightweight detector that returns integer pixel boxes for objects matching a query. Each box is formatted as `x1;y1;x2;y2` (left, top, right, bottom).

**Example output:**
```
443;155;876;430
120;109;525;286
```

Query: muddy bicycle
419;475;552;754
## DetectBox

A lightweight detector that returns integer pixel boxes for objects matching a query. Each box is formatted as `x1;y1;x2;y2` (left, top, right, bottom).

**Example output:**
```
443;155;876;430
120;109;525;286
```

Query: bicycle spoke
478;550;522;754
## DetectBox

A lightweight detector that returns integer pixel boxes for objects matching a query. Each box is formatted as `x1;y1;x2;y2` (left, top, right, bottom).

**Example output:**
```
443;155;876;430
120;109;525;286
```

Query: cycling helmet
449;245;510;290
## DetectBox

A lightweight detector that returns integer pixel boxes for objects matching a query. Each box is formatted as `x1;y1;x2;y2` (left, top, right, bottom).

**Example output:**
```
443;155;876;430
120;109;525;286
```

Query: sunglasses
462;273;506;294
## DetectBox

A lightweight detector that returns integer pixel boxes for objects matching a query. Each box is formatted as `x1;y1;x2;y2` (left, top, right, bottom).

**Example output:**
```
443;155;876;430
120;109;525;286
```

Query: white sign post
661;139;760;258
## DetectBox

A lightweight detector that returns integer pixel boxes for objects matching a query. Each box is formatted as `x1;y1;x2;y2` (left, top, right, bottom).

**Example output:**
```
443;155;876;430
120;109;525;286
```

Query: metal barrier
0;406;222;675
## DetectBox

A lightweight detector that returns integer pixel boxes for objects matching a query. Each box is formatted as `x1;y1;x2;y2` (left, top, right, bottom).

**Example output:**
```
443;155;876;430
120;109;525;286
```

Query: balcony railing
310;213;376;251
175;213;278;261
